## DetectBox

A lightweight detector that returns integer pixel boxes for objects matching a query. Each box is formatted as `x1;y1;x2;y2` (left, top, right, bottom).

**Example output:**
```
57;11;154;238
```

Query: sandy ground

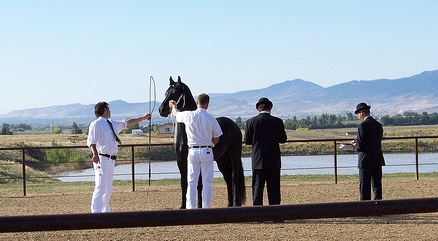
1;177;438;240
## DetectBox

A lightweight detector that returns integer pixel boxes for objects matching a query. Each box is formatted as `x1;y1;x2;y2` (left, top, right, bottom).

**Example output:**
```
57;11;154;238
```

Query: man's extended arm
127;114;151;127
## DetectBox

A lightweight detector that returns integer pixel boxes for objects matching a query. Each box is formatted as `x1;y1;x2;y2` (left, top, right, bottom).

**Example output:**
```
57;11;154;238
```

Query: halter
176;93;185;109
168;92;184;143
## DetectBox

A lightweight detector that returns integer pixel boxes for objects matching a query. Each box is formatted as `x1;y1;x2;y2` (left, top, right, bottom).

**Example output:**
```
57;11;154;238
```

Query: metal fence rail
1;136;437;196
1;197;438;233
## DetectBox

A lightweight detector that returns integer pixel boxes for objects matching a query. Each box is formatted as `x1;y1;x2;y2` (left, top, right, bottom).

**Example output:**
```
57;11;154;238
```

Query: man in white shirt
169;93;223;209
87;101;150;213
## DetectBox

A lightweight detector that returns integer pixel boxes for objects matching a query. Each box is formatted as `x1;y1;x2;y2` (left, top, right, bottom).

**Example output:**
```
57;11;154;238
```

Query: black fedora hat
256;97;273;110
354;102;371;114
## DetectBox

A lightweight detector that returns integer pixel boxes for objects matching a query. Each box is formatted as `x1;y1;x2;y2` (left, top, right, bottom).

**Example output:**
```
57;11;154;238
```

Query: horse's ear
169;76;175;84
178;76;182;83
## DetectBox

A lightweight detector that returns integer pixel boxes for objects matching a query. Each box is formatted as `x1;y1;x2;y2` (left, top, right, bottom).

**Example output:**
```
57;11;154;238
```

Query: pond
57;153;438;182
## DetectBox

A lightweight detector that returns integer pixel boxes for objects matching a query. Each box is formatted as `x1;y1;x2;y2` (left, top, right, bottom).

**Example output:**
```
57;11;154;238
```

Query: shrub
45;140;85;164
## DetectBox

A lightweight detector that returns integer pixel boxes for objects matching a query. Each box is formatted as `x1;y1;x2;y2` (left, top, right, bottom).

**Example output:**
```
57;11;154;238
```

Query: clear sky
1;1;437;114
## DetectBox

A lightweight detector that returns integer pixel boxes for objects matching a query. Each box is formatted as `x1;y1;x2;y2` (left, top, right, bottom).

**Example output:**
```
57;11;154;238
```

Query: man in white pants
87;101;150;213
169;93;222;209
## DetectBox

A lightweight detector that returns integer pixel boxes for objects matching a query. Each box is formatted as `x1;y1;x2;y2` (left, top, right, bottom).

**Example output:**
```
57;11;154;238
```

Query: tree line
2;111;438;135
235;111;438;130
0;122;153;135
284;111;438;130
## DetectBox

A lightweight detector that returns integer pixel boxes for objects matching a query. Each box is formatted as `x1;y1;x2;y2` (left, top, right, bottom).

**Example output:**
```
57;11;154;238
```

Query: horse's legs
216;157;236;207
197;173;203;208
229;145;244;207
232;164;243;206
177;158;187;209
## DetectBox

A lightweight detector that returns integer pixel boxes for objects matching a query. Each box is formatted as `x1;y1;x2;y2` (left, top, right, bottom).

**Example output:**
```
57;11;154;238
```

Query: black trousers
252;168;281;205
359;165;383;200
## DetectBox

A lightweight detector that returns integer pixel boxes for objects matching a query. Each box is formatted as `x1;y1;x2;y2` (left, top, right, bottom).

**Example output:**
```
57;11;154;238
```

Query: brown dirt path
1;177;437;240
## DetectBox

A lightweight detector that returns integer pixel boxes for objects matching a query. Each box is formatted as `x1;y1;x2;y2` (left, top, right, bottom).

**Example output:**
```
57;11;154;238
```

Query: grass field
3;124;438;146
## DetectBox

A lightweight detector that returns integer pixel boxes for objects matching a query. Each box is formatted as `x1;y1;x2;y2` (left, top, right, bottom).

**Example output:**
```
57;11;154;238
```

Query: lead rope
169;93;185;143
170;105;177;144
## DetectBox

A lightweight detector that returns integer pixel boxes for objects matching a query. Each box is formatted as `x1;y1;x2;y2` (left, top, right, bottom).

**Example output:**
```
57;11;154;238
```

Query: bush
45;140;85;164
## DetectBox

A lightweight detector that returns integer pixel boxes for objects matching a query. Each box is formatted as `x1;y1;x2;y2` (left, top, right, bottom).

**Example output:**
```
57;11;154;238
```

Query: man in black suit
244;97;287;206
352;102;385;200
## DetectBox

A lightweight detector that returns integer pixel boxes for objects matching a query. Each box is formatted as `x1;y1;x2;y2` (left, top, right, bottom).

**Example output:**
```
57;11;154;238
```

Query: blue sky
1;1;437;114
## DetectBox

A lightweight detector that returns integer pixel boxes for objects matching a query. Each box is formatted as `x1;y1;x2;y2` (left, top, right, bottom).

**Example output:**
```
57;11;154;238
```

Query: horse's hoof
179;206;186;209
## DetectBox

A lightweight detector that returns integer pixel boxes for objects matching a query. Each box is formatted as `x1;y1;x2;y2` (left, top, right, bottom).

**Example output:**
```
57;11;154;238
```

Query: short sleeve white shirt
87;117;127;155
175;108;223;147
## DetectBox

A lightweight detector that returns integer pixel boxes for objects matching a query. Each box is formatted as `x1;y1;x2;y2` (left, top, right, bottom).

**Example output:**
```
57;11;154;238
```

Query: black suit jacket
355;116;385;168
244;112;287;170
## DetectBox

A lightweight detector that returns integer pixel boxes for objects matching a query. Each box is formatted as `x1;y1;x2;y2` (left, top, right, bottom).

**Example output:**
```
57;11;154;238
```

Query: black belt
189;146;212;149
98;153;117;160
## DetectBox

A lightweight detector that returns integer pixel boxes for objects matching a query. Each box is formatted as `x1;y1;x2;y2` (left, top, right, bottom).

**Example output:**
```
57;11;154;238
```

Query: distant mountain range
1;70;438;125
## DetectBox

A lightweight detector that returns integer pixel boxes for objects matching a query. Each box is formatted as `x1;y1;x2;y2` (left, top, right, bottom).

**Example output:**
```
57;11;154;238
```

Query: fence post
22;148;26;196
415;138;419;180
333;140;338;184
131;145;135;192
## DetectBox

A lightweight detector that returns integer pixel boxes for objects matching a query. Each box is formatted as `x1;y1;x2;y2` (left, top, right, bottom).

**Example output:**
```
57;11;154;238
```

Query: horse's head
159;76;197;117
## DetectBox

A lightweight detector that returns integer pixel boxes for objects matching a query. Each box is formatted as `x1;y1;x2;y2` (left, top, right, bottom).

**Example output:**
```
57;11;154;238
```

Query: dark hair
94;102;108;118
360;109;370;115
257;103;272;111
197;93;210;105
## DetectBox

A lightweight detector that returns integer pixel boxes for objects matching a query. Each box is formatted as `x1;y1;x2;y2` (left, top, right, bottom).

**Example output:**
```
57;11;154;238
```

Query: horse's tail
238;160;246;205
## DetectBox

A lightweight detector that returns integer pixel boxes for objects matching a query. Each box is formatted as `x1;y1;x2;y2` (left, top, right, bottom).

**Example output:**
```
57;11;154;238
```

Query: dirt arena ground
1;177;437;240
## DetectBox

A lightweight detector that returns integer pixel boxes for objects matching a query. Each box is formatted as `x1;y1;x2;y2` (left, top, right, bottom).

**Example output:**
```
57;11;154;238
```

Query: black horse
159;76;246;208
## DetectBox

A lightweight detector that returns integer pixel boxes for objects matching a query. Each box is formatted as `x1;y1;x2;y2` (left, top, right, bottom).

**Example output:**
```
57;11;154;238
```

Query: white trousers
91;156;115;213
186;147;214;209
